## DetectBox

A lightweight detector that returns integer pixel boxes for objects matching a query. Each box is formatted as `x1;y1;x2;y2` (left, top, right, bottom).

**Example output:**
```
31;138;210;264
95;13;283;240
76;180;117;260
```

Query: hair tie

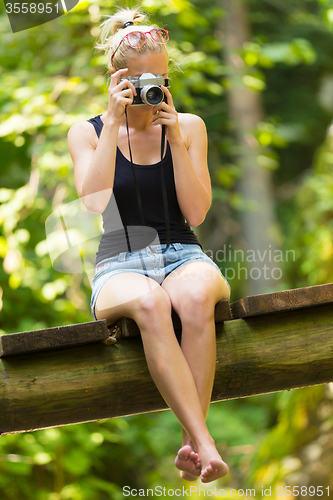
122;21;134;29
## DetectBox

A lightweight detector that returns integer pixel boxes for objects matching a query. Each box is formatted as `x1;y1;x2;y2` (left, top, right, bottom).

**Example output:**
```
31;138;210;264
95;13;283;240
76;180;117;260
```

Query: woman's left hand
150;86;182;145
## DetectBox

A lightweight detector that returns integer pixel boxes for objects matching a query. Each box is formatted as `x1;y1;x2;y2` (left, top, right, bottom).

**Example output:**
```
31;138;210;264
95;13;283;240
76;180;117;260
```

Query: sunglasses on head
111;28;169;65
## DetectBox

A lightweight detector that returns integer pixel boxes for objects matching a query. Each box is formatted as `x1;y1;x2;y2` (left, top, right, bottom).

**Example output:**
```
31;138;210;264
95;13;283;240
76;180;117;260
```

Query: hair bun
108;7;146;36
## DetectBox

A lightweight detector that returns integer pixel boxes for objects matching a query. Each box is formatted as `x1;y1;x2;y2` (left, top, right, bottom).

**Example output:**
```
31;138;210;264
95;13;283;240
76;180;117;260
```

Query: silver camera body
120;72;169;106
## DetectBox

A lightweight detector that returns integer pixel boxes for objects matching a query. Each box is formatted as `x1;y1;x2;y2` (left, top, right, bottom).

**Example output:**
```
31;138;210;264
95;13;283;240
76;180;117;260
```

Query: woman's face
118;50;169;110
125;49;169;81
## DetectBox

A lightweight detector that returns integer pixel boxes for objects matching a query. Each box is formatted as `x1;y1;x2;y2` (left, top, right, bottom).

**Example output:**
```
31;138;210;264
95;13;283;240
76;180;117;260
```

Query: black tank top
87;114;202;264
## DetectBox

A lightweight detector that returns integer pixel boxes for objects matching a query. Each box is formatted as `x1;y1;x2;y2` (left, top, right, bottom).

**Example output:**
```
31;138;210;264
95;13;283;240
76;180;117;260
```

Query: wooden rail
1;283;332;436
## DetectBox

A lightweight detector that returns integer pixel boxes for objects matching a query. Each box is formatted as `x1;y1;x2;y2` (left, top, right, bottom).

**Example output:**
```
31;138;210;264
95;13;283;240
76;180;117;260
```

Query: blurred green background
1;0;333;498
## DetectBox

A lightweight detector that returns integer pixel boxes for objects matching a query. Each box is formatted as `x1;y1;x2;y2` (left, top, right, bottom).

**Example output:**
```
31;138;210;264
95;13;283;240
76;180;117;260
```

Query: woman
67;6;231;483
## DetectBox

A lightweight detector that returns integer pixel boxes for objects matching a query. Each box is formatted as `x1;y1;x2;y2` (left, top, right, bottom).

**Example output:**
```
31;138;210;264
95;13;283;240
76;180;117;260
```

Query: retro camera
120;72;169;106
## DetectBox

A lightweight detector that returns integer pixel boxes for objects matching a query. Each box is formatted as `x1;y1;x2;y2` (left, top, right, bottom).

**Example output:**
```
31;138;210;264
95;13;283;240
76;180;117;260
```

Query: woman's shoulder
178;112;206;127
68;118;100;149
68;119;99;135
178;113;207;146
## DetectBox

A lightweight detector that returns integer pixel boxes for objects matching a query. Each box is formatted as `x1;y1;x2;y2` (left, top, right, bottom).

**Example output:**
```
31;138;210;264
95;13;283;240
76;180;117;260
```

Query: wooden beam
231;282;333;318
0;321;110;357
1;301;333;436
0;300;233;357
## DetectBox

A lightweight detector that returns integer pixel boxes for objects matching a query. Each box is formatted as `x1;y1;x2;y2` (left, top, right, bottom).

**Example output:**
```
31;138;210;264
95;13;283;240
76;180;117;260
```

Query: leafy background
0;0;333;498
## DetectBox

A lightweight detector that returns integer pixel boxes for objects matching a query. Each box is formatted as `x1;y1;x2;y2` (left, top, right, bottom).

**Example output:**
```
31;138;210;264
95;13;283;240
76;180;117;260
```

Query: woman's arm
67;68;137;214
67;118;120;214
151;87;211;227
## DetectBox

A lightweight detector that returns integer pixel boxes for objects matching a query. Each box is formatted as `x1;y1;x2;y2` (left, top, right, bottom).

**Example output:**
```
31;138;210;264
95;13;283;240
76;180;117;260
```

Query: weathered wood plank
0;300;232;355
1;303;332;436
231;282;333;319
215;299;233;322
0;320;110;358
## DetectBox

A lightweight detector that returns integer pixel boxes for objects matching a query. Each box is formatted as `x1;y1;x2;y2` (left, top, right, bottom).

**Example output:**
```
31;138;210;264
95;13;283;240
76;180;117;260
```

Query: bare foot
175;445;201;479
180;471;199;482
200;457;229;483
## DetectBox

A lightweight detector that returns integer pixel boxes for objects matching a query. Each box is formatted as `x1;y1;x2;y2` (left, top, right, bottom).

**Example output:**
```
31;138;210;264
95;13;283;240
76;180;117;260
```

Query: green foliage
1;0;333;496
247;385;333;494
283;125;333;286
0;398;274;498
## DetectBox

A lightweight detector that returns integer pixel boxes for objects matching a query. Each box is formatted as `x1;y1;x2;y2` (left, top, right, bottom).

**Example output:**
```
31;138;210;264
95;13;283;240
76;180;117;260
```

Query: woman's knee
177;286;216;325
134;285;172;325
94;273;170;324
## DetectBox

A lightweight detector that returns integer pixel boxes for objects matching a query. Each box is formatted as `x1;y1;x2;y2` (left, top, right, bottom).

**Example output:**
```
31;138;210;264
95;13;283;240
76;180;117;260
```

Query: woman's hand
150;86;182;145
105;68;137;124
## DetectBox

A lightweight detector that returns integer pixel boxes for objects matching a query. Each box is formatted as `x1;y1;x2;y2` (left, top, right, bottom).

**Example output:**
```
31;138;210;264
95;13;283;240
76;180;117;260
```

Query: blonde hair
94;6;169;72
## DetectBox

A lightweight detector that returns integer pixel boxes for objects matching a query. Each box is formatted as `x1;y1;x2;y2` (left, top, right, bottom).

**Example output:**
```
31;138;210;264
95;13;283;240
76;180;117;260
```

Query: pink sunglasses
111;28;169;64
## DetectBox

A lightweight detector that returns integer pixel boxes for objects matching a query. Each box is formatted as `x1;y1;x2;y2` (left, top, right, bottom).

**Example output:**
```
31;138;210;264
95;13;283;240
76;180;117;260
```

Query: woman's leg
161;262;230;481
94;271;229;483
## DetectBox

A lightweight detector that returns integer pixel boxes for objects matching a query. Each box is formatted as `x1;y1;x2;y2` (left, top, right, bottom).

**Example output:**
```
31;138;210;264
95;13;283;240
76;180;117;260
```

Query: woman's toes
189;451;201;468
175;445;201;477
200;459;229;483
177;445;192;461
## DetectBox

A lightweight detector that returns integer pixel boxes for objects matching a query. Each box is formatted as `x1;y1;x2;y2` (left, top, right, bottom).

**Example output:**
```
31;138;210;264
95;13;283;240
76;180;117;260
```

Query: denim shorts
90;242;230;320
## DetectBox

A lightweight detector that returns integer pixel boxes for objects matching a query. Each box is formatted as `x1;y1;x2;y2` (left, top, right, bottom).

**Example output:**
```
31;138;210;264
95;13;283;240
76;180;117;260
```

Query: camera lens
140;85;164;105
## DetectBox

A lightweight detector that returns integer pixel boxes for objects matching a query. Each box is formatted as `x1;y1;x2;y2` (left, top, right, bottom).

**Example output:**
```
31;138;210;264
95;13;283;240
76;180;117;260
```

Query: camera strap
124;108;171;255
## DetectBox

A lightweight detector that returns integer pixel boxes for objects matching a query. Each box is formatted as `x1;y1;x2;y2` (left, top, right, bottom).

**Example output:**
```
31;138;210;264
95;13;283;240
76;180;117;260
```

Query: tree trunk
220;0;280;295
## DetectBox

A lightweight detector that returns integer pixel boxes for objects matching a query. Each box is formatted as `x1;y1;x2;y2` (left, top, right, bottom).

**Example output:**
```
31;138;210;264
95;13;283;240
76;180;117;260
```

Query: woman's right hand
106;68;137;123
